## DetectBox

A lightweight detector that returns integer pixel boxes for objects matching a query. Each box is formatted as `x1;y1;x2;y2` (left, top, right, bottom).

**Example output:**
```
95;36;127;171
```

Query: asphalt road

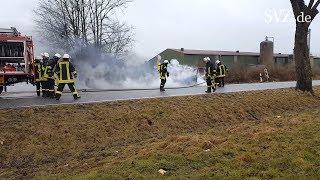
1;80;320;109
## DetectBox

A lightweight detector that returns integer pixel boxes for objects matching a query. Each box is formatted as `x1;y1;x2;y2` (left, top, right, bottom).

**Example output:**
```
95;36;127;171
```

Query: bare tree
34;0;133;55
103;21;134;55
290;0;320;92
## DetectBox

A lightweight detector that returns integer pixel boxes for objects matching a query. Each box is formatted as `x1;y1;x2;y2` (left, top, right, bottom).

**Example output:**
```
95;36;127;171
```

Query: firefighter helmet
203;57;210;62
63;54;70;59
54;53;61;58
164;60;169;64
35;56;42;63
43;52;49;58
215;60;221;64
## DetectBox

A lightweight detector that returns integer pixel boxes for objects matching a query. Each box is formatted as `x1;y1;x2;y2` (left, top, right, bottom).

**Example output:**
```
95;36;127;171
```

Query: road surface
1;81;320;109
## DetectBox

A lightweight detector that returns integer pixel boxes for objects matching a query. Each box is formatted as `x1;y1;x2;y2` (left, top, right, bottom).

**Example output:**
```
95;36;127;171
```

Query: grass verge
0;88;320;179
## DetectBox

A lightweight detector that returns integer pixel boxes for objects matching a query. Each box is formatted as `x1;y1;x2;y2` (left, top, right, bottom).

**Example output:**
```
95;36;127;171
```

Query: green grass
1;88;320;179
71;110;320;179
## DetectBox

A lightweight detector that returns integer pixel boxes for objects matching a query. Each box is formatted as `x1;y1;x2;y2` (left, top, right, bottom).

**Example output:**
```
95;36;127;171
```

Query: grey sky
1;0;320;59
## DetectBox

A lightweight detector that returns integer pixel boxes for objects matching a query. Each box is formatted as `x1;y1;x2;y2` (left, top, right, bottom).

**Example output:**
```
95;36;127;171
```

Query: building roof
168;48;290;58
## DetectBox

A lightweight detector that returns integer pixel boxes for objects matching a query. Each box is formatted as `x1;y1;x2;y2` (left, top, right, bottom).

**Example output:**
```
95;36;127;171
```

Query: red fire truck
0;27;35;94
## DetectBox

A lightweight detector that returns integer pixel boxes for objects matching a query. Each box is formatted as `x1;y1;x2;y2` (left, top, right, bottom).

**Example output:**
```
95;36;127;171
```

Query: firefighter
215;60;228;87
41;52;50;97
203;57;216;93
55;54;81;100
158;60;170;91
34;56;43;96
43;57;57;99
52;53;62;92
52;53;61;65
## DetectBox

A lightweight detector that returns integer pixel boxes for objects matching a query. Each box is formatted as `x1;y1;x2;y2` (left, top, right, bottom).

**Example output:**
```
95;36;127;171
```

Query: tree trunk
294;23;313;92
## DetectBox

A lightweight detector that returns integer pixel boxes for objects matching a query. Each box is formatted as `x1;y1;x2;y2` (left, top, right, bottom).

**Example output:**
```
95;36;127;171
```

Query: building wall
312;57;320;67
182;55;203;66
149;49;293;69
219;56;235;68
237;56;260;65
184;55;261;68
161;49;185;62
148;49;185;68
274;56;294;65
316;58;320;67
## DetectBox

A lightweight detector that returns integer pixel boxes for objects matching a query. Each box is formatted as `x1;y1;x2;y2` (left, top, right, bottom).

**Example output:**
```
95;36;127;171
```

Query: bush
225;64;320;84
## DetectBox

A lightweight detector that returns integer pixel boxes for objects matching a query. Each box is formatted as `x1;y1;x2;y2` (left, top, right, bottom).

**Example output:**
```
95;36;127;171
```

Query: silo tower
260;36;274;68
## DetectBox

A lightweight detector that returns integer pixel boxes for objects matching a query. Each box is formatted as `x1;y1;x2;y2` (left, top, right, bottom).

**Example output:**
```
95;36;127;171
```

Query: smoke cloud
70;47;201;89
6;52;204;93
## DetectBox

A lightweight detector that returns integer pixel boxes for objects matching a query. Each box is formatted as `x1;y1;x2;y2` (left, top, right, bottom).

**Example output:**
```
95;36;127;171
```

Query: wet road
1;80;320;109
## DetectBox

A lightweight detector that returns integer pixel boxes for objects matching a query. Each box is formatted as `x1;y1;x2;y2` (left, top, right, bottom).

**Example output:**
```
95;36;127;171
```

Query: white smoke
31;40;205;90
73;52;201;89
4;54;205;93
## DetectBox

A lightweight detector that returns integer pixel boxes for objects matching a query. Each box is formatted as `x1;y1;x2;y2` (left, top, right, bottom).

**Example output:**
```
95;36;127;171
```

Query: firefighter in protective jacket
43;58;56;98
203;57;216;93
41;52;50;97
34;56;43;96
55;54;80;100
158;60;170;91
52;53;62;91
215;60;228;87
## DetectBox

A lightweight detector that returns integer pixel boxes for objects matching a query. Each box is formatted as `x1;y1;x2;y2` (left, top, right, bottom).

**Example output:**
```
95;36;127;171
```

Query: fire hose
1;82;207;95
80;82;206;93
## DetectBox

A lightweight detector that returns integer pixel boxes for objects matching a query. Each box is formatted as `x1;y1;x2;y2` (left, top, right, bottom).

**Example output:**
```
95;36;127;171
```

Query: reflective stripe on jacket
217;64;227;78
205;61;215;78
34;63;43;82
55;61;77;83
159;64;169;79
43;65;54;79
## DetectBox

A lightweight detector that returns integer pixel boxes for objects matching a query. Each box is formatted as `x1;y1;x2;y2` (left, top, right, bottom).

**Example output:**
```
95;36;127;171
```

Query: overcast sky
1;0;320;59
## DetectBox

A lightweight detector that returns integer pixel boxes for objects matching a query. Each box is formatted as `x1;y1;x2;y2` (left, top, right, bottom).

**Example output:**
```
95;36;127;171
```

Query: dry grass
0;88;320;179
226;64;320;83
313;66;320;79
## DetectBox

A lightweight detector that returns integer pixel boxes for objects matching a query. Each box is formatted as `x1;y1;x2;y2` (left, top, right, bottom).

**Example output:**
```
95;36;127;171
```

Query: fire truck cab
0;27;35;94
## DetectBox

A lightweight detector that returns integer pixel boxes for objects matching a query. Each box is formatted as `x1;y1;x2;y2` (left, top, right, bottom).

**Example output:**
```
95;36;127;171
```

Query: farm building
148;48;293;69
312;56;320;67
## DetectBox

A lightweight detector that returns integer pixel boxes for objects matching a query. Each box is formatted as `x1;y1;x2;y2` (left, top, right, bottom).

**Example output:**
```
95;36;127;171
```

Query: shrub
225;64;320;84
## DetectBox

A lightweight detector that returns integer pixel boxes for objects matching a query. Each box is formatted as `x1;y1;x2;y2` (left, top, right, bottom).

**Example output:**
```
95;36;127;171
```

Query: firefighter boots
205;87;211;93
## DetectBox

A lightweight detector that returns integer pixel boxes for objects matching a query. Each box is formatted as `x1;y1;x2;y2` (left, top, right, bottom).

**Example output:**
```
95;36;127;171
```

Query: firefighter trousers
35;81;41;96
160;78;167;91
55;82;79;100
41;80;48;97
206;77;213;88
47;78;56;98
206;77;216;92
216;77;225;87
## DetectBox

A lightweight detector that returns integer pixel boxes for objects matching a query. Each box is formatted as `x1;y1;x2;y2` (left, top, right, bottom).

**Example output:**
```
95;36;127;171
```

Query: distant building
149;48;293;69
311;56;320;67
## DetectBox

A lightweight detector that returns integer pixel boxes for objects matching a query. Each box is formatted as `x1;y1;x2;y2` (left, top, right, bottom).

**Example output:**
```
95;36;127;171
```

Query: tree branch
311;0;320;10
308;0;315;8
